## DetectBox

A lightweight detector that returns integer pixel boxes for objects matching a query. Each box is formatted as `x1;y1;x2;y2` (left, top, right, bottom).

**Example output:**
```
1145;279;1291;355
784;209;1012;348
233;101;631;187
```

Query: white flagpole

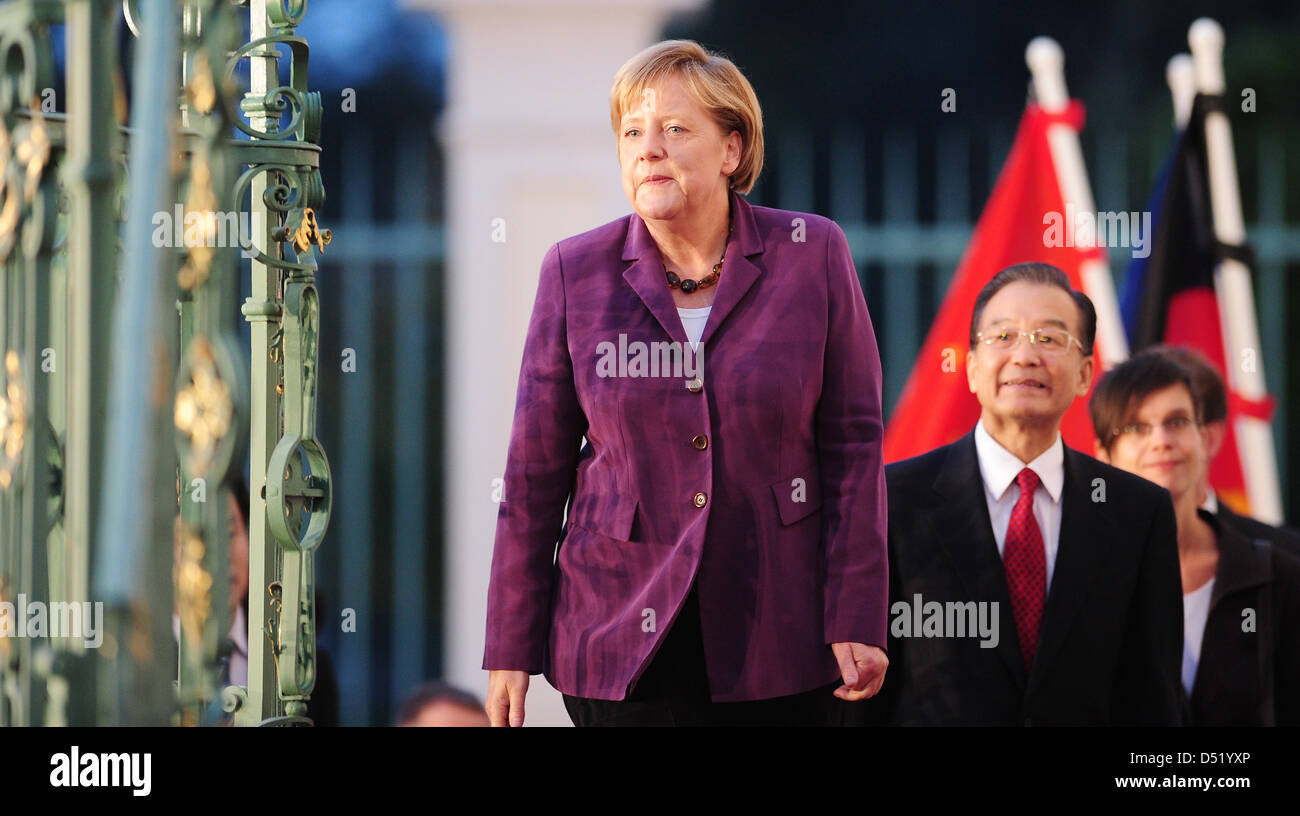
1026;37;1130;369
1189;18;1284;523
1167;54;1195;130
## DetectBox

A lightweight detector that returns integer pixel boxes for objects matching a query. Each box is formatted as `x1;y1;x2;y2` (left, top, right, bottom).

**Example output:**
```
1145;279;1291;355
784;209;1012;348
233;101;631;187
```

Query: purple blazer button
693;492;707;508
685;377;704;393
691;435;708;450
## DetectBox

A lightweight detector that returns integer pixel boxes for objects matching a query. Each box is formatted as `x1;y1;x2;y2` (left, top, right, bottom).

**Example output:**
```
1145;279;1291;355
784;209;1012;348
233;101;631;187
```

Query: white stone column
404;0;706;725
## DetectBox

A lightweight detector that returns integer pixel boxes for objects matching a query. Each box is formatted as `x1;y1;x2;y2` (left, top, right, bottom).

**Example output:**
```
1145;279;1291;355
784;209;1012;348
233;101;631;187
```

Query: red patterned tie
1004;467;1045;670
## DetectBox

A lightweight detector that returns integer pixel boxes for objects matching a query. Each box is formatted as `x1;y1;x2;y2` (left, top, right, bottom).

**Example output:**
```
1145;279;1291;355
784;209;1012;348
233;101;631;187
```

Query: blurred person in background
223;475;340;726
174;475;340;726
395;682;489;727
1152;345;1300;558
1092;351;1300;725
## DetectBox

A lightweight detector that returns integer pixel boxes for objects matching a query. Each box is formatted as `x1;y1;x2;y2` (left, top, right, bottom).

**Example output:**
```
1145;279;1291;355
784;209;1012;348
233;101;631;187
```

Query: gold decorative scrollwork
15;105;49;203
289;207;331;255
0;121;20;251
185;50;217;116
0;351;27;490
173;336;232;477
176;156;220;290
174;524;212;648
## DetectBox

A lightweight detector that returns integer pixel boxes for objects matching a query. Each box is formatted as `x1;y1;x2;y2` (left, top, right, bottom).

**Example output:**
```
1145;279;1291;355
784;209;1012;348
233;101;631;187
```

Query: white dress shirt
677;305;711;352
974;419;1066;592
1181;577;1215;695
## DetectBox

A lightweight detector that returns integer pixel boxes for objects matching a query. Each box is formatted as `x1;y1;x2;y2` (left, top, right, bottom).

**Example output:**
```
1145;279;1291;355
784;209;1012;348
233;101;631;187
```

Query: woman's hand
486;670;531;727
830;642;888;701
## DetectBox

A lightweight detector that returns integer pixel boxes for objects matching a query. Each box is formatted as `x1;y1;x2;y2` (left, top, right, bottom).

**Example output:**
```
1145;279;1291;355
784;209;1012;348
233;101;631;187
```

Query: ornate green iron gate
0;0;331;726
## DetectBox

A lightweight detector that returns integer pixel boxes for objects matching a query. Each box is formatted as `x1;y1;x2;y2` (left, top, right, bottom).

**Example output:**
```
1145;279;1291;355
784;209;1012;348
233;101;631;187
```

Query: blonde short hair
609;40;764;195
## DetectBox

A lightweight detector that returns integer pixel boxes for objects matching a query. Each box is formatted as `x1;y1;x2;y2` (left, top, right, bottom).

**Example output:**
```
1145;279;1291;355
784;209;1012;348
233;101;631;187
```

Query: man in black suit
862;263;1184;726
1151;345;1300;559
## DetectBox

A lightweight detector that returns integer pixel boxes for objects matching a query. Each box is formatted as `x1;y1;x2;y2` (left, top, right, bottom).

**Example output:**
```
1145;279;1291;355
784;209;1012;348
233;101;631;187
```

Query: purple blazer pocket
770;475;822;526
568;490;639;541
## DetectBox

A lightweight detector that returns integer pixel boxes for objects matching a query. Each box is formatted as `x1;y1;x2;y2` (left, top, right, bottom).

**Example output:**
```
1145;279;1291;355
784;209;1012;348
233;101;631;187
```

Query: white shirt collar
1201;487;1218;514
973;418;1065;503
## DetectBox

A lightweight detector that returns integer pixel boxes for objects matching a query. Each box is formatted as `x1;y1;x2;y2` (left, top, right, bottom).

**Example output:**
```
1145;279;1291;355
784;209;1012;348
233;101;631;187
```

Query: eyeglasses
1110;415;1197;440
975;326;1084;356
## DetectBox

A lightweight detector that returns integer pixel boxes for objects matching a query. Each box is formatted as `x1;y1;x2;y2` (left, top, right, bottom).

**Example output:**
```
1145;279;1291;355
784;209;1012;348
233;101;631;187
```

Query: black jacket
1188;509;1300;726
859;430;1184;726
1215;501;1300;560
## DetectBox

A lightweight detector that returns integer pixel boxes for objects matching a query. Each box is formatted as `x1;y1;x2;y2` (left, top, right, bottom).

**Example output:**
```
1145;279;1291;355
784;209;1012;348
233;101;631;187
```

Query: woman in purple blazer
483;39;889;726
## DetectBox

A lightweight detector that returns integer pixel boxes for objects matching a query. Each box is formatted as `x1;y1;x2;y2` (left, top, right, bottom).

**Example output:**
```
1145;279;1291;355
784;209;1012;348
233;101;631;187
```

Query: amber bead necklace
664;208;732;294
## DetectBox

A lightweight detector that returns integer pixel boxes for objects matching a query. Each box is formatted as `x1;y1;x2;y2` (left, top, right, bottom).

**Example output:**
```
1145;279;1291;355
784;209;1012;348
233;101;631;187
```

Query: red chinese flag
884;101;1106;462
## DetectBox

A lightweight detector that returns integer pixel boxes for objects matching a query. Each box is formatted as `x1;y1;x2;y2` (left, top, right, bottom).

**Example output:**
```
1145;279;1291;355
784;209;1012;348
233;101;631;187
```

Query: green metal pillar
0;0;65;728
95;0;182;726
238;0;283;726
234;0;330;726
60;0;118;726
172;0;245;727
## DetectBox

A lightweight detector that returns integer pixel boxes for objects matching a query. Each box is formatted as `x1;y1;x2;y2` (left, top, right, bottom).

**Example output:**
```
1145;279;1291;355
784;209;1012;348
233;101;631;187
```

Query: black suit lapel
1205;510;1268;611
1028;447;1118;691
932;431;1028;691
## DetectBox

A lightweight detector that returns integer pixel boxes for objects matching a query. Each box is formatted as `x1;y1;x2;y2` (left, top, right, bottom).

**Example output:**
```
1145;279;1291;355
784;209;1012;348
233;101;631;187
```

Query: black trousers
562;584;847;726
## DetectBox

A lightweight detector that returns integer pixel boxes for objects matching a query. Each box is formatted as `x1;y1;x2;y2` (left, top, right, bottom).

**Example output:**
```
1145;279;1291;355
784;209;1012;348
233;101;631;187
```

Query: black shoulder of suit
1217;503;1300;559
1062;446;1173;502
1262;537;1300;602
884;441;955;489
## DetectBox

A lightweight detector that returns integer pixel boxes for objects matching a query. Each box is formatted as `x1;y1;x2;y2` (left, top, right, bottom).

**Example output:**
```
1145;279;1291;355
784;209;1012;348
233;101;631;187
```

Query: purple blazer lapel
620;189;766;349
621;212;686;345
700;191;764;348
620;259;687;346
